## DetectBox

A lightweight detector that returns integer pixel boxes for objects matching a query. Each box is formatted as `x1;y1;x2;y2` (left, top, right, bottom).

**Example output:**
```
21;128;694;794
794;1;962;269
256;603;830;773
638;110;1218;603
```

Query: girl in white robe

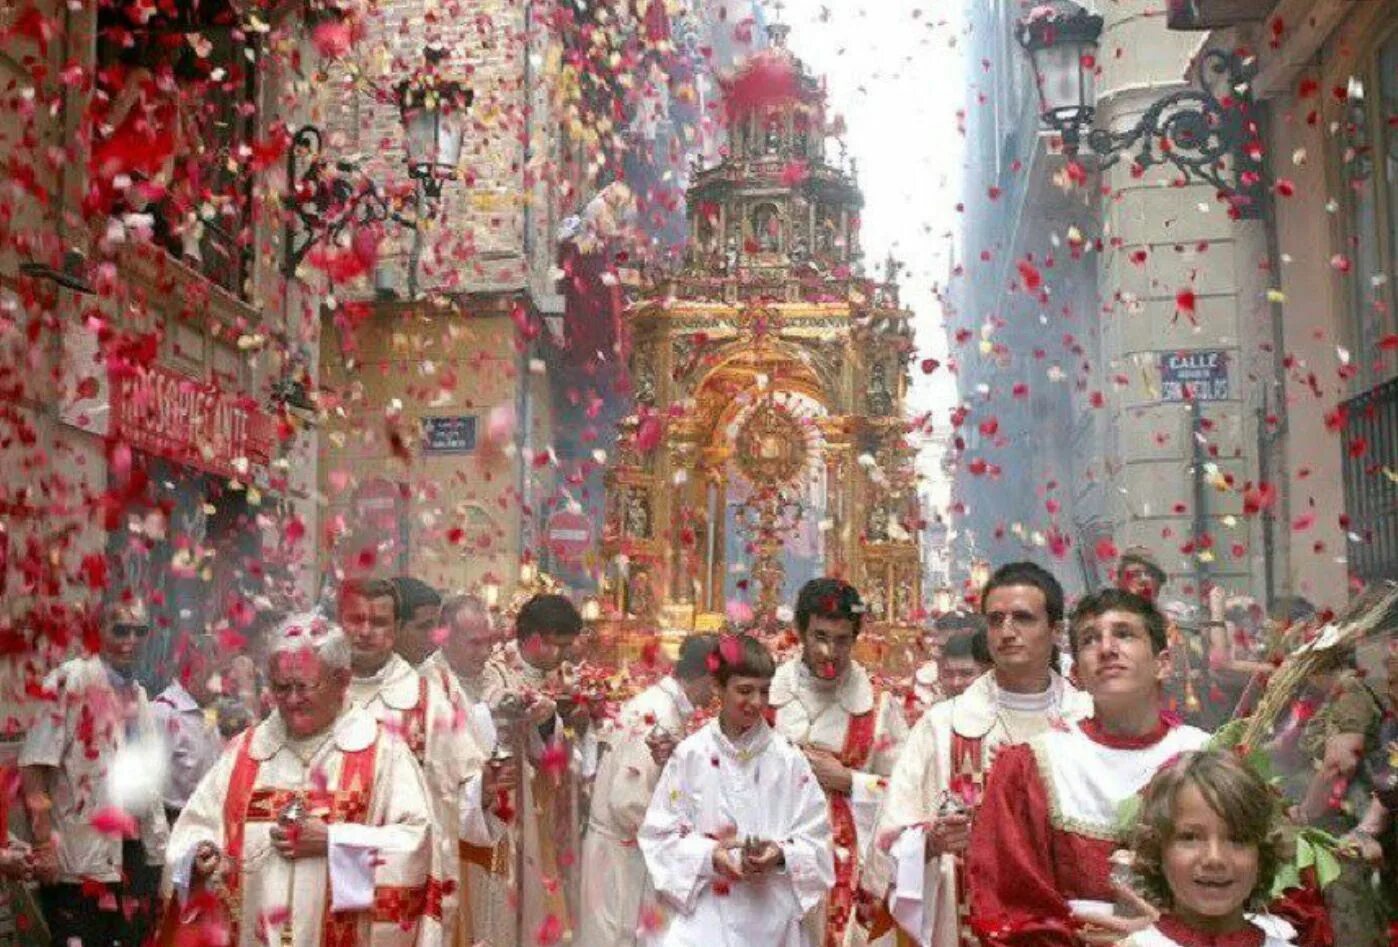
638;634;834;947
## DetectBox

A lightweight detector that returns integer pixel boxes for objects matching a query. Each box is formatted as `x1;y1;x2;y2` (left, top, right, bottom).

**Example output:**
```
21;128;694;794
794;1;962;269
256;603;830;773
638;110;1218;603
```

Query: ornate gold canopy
598;30;922;643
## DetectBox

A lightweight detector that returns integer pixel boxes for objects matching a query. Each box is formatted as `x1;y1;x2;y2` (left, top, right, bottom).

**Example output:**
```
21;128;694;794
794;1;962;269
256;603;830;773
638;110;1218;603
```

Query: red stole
403;675;430;762
824;705;877;947
1155;916;1267;947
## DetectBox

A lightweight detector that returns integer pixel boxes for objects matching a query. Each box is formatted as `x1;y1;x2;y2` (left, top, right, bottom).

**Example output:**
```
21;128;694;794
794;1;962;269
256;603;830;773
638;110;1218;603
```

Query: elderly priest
159;612;435;947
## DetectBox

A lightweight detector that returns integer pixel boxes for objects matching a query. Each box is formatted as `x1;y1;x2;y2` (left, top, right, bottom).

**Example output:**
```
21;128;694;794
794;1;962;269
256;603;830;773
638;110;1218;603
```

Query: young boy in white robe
1120;749;1296;947
638;634;835;947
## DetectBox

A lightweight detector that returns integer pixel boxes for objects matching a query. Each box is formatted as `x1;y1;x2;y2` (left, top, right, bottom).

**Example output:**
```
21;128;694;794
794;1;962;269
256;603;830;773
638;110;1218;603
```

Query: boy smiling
639;634;834;946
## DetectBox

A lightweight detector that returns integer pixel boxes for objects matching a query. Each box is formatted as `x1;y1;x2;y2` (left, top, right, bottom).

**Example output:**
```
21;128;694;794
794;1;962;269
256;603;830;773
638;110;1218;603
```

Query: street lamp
282;47;472;277
1016;0;1103;142
1015;0;1265;218
397;46;471;201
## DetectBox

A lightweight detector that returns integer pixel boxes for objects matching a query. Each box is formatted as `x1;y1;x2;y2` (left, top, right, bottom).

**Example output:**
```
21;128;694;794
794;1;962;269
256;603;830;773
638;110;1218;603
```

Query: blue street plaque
422;415;477;454
1159;350;1230;403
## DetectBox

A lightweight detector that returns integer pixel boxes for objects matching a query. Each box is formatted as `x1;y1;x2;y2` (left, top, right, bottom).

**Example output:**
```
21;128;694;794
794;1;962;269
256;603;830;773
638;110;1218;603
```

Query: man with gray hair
158;612;436;947
424;593;516;946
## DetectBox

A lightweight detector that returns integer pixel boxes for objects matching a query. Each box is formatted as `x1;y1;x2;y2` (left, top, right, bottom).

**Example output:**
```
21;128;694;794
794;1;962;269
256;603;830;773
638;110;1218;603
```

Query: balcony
1166;0;1279;29
1342;376;1398;583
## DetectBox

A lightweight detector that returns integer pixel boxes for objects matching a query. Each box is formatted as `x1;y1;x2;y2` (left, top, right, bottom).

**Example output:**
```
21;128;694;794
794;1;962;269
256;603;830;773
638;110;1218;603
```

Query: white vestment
872;671;1092;947
420;650;509;947
771;659;907;945
576;677;696;947
161;704;433;947
638;719;835;947
479;643;593;945
350;653;490;946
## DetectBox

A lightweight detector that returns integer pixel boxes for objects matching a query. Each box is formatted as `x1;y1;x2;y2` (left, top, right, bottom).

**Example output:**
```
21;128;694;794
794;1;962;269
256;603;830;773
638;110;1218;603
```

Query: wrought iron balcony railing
1343;375;1398;583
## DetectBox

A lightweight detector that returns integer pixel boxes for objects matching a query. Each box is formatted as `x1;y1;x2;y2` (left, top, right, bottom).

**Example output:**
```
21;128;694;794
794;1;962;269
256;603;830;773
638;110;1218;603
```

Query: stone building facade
0;3;328;703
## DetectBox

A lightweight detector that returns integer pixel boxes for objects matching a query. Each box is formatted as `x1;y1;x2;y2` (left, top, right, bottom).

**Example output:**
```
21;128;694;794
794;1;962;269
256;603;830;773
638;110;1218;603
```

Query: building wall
946;0;1100;594
319;0;539;297
1247;0;1398;604
318;298;555;594
0;3;328;711
1093;0;1270;605
314;0;567;599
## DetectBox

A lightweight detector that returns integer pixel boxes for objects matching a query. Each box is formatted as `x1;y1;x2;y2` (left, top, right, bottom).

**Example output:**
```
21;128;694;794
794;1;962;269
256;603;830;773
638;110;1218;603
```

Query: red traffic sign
547;511;592;558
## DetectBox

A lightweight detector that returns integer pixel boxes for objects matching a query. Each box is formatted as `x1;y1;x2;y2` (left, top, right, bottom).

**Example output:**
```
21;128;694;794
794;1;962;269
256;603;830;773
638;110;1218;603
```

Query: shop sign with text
111;365;276;480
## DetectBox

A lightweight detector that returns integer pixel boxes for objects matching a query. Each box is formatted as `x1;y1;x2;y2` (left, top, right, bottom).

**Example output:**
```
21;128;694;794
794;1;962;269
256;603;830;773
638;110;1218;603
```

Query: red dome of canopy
720;25;824;120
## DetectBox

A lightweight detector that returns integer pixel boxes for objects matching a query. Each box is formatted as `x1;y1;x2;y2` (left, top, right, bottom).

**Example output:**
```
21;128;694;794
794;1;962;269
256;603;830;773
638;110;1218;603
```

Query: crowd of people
0;552;1394;947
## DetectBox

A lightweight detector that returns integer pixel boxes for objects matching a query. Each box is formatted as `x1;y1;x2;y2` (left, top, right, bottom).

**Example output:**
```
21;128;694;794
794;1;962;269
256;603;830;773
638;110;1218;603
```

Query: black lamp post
282;47;472;277
1015;0;1265;219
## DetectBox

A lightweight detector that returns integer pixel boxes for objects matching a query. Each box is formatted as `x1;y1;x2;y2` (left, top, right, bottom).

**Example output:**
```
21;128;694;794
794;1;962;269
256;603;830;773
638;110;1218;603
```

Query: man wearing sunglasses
20;597;169;947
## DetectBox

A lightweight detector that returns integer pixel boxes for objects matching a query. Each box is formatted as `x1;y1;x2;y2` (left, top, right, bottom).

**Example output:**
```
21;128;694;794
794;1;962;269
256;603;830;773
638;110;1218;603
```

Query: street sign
1159;349;1230;402
547;511;592;558
422;415;477;454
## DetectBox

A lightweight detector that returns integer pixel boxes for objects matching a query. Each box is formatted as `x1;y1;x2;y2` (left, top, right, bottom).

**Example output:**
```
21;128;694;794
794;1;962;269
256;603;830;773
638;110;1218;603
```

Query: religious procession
3;0;1398;945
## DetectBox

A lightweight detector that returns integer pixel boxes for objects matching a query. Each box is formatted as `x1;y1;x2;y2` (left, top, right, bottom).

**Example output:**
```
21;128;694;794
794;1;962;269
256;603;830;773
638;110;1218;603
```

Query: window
95;0;257;299
1339;29;1398;392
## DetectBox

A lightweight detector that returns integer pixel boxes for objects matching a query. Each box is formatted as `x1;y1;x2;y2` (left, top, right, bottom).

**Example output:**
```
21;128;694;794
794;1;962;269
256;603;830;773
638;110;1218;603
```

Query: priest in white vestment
869;563;1092;947
160;613;434;947
339;578;497;947
425;593;513;947
771;578;907;946
480;592;596;945
967;589;1212;946
639;633;834;947
576;633;719;947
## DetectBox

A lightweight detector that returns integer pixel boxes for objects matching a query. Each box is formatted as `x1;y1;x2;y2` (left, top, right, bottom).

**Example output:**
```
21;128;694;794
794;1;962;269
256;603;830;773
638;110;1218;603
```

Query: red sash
824;705;877;947
403;675;429;762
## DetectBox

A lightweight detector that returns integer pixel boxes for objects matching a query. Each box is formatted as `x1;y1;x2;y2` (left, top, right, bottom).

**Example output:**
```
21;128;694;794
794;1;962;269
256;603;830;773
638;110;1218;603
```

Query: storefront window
107;456;260;691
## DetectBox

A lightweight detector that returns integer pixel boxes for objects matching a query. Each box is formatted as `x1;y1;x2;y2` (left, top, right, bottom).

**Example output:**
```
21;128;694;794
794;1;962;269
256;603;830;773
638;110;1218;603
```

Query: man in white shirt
577;633;718;947
152;637;223;826
479;592;597;942
391;575;444;668
21;598;169;947
339;577;496;947
868;562;1093;947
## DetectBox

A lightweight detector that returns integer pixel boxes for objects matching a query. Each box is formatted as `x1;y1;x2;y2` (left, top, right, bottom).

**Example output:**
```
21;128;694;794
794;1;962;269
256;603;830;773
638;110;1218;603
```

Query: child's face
719;675;770;733
1163;784;1259;933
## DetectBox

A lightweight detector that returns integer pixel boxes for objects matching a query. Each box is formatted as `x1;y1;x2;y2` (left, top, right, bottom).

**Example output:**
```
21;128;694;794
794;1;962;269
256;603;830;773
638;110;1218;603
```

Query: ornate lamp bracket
283;125;409;277
1081;50;1265;219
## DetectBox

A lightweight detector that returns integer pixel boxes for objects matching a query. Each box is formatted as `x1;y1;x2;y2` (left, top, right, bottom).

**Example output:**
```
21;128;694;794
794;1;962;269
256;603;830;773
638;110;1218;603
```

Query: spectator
151;636;222;827
20;598;167;947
